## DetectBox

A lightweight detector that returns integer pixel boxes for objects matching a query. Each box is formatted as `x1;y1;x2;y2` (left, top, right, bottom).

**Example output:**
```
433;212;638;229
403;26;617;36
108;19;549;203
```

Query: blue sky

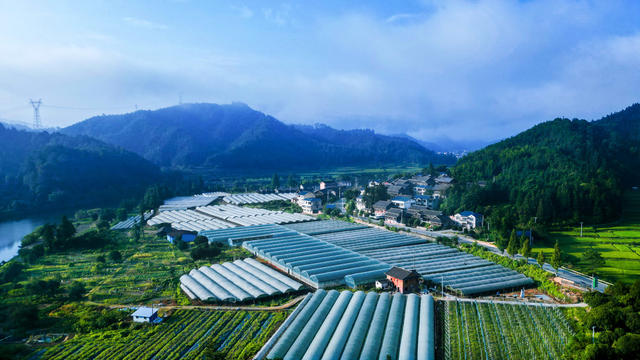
1;0;639;142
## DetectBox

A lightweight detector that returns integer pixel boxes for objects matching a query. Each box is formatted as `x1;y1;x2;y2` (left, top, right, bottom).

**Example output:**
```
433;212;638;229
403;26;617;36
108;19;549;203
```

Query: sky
1;0;639;142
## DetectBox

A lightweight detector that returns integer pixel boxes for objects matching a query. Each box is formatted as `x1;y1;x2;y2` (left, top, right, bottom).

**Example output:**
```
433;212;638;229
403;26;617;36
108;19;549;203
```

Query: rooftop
131;307;158;318
386;266;420;280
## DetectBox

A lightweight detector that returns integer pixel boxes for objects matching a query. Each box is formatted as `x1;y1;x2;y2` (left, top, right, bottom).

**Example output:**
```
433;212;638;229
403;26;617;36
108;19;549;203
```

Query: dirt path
87;294;308;312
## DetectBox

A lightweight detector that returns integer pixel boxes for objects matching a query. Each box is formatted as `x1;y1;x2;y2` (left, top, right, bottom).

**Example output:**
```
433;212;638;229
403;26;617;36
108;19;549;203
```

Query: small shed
167;229;197;244
131;307;159;323
386;266;421;294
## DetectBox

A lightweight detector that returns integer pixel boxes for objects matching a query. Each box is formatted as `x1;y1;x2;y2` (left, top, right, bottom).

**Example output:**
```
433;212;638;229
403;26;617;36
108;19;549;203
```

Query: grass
533;190;640;283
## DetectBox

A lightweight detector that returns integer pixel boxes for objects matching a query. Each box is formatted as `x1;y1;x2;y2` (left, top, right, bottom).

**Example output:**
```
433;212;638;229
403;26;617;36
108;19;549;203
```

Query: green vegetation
0;124;160;220
445;300;574;360
533;191;640;283
565;281;640;359
39;309;287;360
244;200;302;213
443;104;640;236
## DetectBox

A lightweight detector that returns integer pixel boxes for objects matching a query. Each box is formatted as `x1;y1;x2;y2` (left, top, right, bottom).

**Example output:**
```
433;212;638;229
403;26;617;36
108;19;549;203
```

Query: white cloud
123;17;168;30
231;5;253;19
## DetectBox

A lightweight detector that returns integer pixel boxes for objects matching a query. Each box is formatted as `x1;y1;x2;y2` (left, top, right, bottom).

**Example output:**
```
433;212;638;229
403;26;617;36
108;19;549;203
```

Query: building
432;183;452;198
385;267;421;294
299;197;322;214
131;307;160;323
450;211;484;230
373;200;392;217
319;181;337;190
391;196;414;209
375;278;392;290
413;185;434;196
413;194;439;209
355;196;367;212
167;229;197;244
385;208;404;223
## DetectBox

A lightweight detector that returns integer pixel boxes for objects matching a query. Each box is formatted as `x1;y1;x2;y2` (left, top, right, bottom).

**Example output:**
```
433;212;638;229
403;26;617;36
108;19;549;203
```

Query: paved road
355;217;609;292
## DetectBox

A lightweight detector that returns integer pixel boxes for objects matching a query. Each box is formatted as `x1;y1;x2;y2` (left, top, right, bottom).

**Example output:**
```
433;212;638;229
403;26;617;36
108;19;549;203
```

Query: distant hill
443;104;640;232
390;133;494;153
0;124;160;218
62;103;456;171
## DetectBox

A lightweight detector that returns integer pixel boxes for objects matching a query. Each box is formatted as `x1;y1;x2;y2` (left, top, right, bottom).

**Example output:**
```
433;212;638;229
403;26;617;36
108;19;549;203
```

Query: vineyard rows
444;300;574;360
39;309;287;360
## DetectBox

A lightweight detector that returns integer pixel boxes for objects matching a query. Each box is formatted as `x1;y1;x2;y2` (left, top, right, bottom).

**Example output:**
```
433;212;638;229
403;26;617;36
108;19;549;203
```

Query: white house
391;196;414;209
355;196;367;212
450;211;484;230
299;197;322;214
131;307;160;323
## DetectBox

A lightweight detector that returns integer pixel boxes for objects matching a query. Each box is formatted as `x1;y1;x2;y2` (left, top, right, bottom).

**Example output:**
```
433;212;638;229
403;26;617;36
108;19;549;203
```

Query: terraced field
444;301;574;360
39;310;287;360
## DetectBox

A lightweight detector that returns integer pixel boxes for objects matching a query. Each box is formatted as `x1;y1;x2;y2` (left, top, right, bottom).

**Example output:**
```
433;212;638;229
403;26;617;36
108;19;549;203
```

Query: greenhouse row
158;193;224;211
315;228;426;252
179;258;303;302
243;232;390;288
147;204;314;232
261;290;435;360
199;224;299;245
360;243;533;295
283;219;368;236
110;211;152;230
223;192;297;205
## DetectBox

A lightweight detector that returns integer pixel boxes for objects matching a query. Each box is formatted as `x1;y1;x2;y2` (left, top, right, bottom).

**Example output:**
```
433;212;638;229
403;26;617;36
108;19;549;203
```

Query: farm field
534;191;640;283
444;301;574;360
37;309;287;360
5;231;250;306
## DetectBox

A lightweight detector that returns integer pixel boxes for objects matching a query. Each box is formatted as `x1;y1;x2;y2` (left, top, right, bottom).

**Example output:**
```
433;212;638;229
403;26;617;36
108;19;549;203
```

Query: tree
40;223;56;249
287;174;297;188
194;235;209;248
55;215;76;249
68;281;86;301
0;261;24;284
271;173;280;189
551;240;562;272
520;238;531;259
109;250;122;262
536;251;545;267
506;230;518;257
96;255;106;264
583;247;605;273
345;200;355;216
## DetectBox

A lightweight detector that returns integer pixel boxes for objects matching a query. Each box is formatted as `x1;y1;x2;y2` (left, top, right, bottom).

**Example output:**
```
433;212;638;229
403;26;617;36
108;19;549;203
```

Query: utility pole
580;222;584;237
29;99;42;129
592;326;596;344
441;274;444;297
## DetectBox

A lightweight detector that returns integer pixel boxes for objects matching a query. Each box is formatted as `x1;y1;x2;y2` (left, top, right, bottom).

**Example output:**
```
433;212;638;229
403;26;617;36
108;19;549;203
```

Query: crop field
444;301;574;360
8;233;250;305
38;309;287;360
535;191;640;283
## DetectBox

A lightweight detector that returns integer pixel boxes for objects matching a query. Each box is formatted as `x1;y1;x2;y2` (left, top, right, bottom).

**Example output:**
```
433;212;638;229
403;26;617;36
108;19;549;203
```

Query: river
0;215;62;263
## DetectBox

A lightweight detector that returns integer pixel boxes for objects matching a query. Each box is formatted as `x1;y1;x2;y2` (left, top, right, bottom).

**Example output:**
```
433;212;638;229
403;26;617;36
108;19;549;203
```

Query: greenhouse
199;223;298;245
110;211;152;230
223;192;298;205
315;228;426;252
179;258;303;302
260;290;435;360
283;220;368;235
244;234;390;288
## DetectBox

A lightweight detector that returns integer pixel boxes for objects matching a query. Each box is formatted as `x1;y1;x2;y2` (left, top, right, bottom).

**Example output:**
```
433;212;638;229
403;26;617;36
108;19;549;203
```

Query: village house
385;208;404;223
131;307;160;323
385;266;421;294
391;196;414;209
450;211;484;230
373;200;393;218
299;197;322;214
413;194;439;209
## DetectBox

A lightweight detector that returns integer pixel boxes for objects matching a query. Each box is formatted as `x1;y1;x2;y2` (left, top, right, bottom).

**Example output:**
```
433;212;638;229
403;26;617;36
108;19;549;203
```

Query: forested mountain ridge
0;124;160;218
62;103;455;170
443;104;640;233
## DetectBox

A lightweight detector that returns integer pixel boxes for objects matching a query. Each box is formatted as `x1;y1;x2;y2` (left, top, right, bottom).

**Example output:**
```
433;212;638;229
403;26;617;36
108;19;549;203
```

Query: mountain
390;133;495;153
442;103;640;233
62;103;456;171
0;124;160;218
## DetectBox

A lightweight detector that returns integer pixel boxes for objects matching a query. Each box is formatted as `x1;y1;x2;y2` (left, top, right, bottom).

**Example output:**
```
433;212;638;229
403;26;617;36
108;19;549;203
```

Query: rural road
91;294;308;312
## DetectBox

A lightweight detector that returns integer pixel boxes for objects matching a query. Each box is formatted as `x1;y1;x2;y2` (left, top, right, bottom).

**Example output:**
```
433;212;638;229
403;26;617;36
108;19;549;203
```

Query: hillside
62;103;455;171
443;104;640;233
0;124;160;218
